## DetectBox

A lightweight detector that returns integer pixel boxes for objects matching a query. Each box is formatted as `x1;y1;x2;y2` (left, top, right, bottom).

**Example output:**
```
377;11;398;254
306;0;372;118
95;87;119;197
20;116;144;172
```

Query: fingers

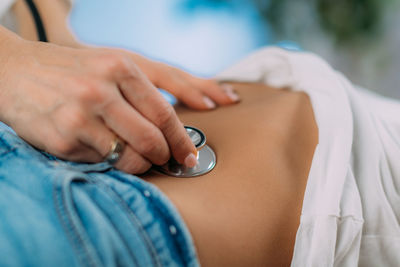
95;51;231;167
79;50;199;168
117;74;198;167
114;145;152;174
72;51;196;169
42;132;103;163
173;79;240;110
125;52;238;109
76;116;154;173
153;65;240;110
77;117;116;158
101;96;171;166
199;81;241;105
173;78;217;110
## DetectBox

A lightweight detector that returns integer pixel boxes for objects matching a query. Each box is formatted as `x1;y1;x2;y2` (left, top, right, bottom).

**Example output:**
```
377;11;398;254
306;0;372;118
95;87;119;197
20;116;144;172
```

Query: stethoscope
155;126;216;177
25;1;217;177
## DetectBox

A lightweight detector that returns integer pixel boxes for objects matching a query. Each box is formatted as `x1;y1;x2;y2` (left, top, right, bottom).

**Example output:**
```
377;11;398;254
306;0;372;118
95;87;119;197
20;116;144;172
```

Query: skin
144;83;319;266
0;0;239;174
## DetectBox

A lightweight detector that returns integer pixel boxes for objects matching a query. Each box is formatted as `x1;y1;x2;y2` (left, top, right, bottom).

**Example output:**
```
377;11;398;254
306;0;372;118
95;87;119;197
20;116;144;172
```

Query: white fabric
216;47;400;267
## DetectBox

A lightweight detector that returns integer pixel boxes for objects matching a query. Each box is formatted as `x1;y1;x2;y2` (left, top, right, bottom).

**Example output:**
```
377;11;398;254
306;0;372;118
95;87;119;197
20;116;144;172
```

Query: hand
127;53;240;110
0;35;198;173
13;0;239;111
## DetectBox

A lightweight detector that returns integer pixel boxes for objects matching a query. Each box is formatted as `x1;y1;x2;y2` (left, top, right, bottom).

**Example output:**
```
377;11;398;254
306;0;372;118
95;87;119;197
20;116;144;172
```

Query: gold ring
104;136;125;165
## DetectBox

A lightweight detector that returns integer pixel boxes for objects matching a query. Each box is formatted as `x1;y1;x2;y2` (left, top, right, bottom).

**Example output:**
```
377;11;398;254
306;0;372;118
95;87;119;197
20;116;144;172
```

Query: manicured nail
203;96;216;109
184;153;198;168
221;84;240;102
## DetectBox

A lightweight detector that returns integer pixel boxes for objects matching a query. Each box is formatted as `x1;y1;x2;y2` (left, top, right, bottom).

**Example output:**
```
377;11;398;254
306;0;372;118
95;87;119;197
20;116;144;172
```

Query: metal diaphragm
155;126;216;177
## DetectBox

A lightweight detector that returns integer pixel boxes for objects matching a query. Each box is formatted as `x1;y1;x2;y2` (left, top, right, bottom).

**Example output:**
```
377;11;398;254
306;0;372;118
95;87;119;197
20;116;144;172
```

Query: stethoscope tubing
25;0;48;42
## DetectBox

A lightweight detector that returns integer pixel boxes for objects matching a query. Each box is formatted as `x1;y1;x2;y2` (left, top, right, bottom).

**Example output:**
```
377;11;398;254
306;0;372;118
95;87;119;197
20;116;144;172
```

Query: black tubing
24;0;48;42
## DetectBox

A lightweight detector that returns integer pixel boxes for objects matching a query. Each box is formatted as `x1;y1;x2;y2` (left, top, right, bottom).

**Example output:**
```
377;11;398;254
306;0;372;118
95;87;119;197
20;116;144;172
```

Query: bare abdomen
143;83;318;266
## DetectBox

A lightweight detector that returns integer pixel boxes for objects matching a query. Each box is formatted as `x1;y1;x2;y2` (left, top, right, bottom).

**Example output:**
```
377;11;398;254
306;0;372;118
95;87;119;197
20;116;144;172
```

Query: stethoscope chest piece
156;126;216;178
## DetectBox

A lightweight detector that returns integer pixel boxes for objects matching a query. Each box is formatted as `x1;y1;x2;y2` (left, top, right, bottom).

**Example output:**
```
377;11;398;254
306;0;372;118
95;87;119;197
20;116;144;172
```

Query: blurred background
69;0;400;99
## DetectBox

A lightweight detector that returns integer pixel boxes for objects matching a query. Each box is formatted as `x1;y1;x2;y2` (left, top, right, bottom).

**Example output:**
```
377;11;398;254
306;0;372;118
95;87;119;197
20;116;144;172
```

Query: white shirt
217;47;400;266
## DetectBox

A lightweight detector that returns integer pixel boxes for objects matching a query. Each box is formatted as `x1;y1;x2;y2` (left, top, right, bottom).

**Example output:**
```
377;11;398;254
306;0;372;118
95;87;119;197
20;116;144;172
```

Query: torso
143;83;318;266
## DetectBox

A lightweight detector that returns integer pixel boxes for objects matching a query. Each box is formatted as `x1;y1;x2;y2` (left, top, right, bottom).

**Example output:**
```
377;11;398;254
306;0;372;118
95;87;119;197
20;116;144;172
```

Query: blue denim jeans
0;123;199;267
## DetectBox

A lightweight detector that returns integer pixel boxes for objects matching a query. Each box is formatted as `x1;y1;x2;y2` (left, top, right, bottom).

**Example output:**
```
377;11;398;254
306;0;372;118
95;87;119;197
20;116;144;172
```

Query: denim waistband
0;127;199;267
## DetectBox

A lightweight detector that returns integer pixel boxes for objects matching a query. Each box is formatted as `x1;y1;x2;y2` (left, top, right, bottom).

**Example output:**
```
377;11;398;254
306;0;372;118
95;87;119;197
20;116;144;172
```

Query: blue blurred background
70;0;270;77
69;0;400;99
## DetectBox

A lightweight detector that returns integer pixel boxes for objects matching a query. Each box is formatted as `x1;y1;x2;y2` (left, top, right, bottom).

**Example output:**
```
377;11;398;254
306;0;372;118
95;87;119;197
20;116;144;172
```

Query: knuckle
53;139;76;157
136;162;152;174
64;109;87;130
104;53;132;74
76;79;107;104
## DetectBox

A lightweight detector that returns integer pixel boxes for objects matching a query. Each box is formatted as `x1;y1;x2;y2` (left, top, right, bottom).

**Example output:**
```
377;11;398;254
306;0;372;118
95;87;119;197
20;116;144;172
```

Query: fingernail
184;153;198;168
221;84;240;102
203;96;216;109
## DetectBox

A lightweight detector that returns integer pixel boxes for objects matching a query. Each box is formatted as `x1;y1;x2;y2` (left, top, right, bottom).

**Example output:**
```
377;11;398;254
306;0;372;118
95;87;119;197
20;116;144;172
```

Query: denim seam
94;178;162;267
53;178;101;267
